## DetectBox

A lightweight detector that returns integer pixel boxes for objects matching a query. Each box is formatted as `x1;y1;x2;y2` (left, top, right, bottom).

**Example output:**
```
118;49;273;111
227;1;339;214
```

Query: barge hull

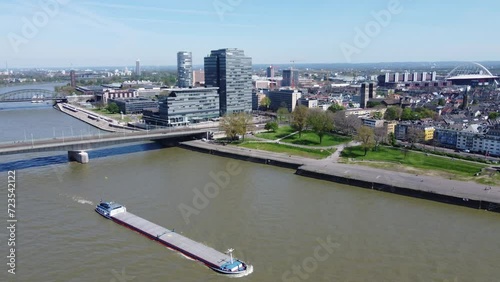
111;212;236;271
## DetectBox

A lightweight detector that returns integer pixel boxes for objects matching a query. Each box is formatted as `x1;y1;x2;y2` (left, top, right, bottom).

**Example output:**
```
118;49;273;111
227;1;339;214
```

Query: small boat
95;201;127;218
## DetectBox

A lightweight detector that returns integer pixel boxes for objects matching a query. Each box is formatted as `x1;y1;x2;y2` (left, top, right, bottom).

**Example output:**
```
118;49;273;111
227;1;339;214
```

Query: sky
1;0;500;68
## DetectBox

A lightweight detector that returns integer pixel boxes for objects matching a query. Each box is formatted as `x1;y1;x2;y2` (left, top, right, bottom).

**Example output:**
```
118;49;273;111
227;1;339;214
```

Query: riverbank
54;103;139;133
179;140;500;213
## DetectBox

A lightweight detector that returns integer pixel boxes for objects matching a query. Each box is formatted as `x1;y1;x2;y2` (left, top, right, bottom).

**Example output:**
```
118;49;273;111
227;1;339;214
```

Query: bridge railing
0;127;210;147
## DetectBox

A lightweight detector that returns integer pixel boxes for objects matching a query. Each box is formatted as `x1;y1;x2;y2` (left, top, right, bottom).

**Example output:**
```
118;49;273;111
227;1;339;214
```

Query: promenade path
181;140;500;206
55;103;137;133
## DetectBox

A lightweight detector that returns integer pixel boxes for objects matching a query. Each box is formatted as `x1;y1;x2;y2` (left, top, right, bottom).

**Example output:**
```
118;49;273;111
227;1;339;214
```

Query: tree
438;98;445;106
260;96;271;110
264;121;278;132
384;106;403;121
277;107;290;123
388;132;396;146
307;109;334;144
355;126;375;156
406;127;424;148
401;146;410;159
220;114;239;141
327;103;345;113
332;111;362;136
106;102;120;114
488;112;500;120
366;101;382;108
401;107;414;120
219;112;253;141
291;105;309;138
372;111;383;120
235;112;253;141
373;126;387;150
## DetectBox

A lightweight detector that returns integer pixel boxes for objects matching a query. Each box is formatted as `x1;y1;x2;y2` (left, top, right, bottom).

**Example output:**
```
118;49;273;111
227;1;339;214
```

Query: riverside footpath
179;140;500;213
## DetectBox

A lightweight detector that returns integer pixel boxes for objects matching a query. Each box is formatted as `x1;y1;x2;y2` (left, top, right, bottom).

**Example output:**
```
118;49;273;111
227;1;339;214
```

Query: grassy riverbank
237;142;333;159
256;126;351;147
341;146;500;185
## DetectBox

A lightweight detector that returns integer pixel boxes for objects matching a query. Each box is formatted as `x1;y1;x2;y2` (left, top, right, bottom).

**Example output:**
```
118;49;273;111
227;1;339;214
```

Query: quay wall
295;167;500;212
179;141;500;213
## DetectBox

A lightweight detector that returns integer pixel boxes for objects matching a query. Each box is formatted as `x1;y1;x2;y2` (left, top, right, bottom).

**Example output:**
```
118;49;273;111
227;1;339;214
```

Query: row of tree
220;106;427;157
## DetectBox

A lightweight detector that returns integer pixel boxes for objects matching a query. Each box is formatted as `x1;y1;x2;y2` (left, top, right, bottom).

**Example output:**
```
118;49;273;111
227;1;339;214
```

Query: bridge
0;89;67;103
0;128;209;163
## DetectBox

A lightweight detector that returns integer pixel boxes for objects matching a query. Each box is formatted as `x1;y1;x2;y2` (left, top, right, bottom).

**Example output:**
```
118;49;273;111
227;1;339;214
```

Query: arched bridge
0;89;67;103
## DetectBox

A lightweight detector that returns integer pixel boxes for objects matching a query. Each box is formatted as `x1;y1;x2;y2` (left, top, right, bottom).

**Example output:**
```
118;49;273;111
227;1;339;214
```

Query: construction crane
290;59;301;70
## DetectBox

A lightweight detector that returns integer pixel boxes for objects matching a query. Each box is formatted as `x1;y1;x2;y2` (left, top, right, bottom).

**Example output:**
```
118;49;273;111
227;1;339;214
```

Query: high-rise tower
177;51;193;88
204;48;252;115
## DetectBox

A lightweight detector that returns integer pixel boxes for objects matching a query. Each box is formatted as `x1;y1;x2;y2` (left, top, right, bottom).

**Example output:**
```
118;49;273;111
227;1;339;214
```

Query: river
0;100;500;282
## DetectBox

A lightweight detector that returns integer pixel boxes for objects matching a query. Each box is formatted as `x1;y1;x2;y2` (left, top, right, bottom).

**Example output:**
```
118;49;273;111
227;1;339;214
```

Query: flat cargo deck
111;211;234;269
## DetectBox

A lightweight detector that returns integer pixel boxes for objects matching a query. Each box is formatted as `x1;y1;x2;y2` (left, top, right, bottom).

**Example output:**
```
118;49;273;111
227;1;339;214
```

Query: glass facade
177;51;193;88
108;98;158;114
145;88;220;127
204;48;252;116
282;69;299;88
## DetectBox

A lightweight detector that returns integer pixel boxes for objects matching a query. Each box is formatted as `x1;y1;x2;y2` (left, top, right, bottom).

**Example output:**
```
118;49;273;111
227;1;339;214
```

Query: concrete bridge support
68;151;89;164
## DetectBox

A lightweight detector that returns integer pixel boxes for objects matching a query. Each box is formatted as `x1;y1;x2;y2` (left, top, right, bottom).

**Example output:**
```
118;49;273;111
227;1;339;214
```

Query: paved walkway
56;103;138;133
181;140;500;205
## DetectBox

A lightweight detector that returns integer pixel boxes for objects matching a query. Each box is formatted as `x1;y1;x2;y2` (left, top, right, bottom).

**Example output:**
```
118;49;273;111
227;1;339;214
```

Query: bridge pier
68;151;89;164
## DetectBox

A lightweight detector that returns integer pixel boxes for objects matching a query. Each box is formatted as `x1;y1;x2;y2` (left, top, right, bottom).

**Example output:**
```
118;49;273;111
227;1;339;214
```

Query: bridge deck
111;211;234;269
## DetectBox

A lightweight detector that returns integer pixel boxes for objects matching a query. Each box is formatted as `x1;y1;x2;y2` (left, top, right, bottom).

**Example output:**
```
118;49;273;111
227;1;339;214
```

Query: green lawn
255;126;296;140
238;142;333;159
90;109;130;122
342;146;486;177
281;131;352;147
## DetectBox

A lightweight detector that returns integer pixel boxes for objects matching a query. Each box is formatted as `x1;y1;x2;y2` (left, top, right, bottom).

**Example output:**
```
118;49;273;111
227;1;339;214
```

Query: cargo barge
95;201;252;276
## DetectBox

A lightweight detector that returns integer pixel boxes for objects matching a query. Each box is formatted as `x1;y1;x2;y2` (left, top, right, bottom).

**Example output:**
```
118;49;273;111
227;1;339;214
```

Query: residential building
267;89;302;112
395;123;435;142
362;118;385;128
142;87;219;126
345;108;387;117
384;121;397;135
435;128;459;148
177;51;193;88
204;48;252;115
298;98;318;109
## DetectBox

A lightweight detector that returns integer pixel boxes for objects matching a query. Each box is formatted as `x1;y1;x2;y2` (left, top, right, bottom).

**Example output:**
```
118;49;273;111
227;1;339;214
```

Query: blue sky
1;0;499;68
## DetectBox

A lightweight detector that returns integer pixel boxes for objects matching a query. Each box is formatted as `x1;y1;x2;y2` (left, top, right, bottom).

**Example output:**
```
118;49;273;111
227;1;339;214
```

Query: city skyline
1;0;500;68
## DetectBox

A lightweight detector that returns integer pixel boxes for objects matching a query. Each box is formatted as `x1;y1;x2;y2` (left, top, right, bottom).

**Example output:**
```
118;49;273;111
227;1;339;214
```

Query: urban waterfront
1;105;500;281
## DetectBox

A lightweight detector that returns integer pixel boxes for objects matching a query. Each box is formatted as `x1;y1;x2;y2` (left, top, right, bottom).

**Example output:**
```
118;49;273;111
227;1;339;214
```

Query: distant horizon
5;60;500;71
